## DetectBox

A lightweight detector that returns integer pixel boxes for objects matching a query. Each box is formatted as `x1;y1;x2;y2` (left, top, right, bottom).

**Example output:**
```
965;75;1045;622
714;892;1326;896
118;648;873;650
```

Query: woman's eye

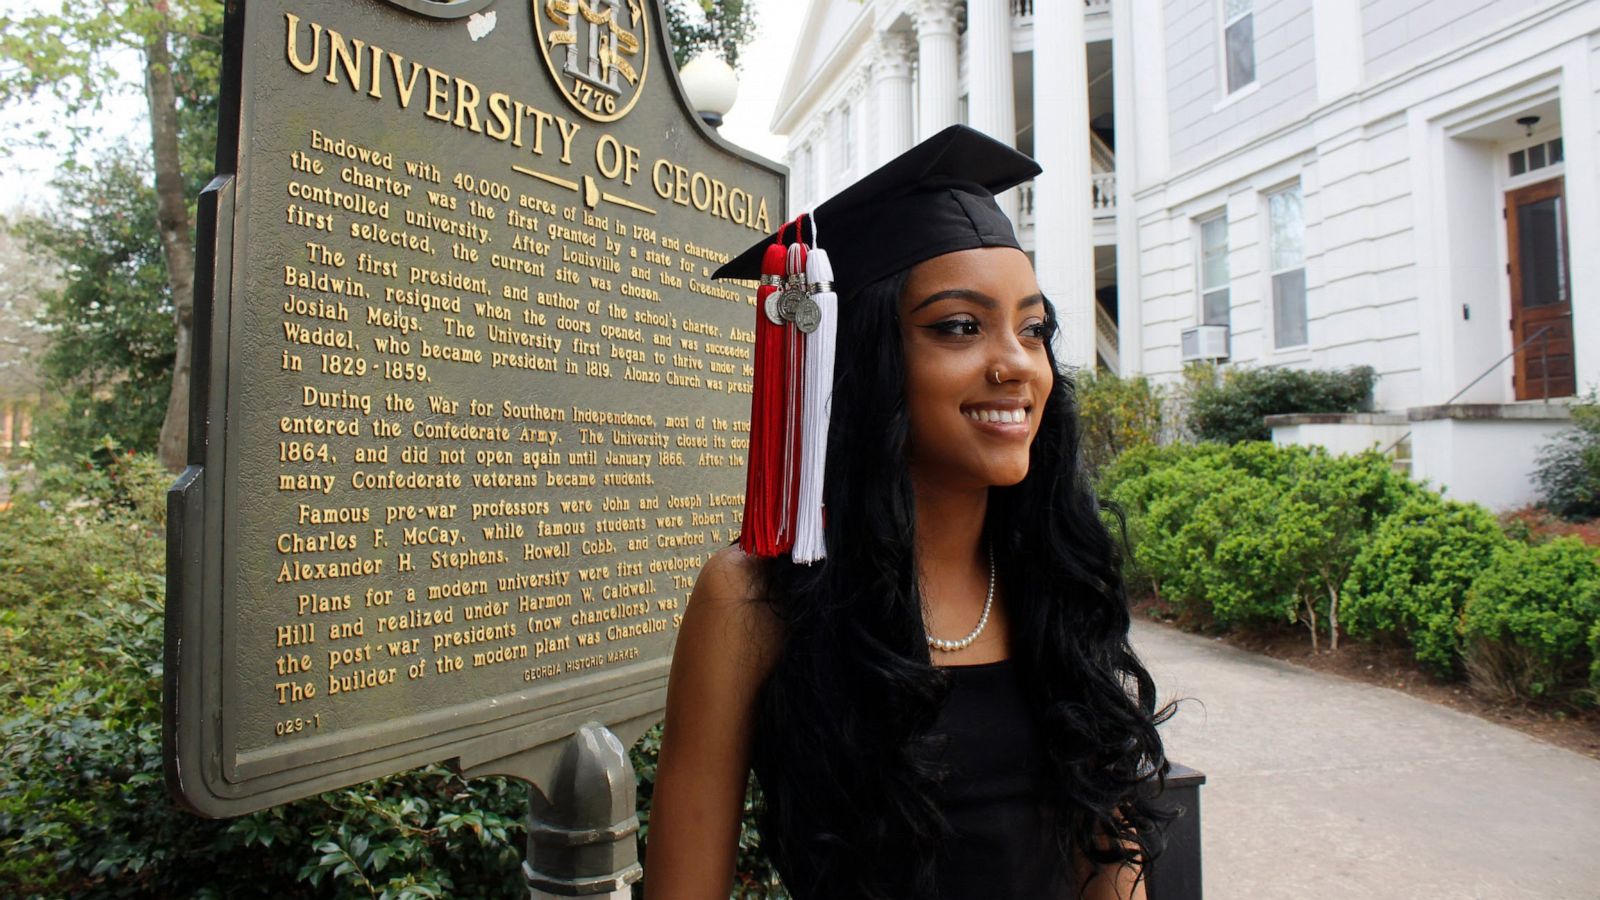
931;318;981;336
1023;320;1056;341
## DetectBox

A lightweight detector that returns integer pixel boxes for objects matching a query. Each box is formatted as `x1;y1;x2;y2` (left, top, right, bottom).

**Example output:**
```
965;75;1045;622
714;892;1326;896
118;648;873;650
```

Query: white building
772;0;1597;509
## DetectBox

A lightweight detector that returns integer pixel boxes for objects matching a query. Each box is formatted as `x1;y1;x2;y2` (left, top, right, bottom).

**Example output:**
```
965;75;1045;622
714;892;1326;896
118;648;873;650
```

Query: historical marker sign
166;0;781;816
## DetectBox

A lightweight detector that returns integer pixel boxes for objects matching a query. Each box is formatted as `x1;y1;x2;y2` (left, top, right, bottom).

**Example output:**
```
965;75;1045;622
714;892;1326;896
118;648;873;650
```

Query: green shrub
1107;442;1419;650
1265;450;1421;651
1460;537;1600;704
1344;495;1508;675
1532;389;1600;520
0;445;168;698
1105;442;1298;627
1186;364;1377;444
0;587;532;899
1073;369;1164;476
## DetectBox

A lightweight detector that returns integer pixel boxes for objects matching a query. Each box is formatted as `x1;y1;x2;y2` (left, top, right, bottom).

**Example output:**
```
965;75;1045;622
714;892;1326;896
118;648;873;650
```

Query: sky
0;0;808;210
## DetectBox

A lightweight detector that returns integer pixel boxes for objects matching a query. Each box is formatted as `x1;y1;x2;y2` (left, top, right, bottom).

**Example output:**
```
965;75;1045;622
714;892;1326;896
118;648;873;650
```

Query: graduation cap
713;124;1041;298
715;125;1042;563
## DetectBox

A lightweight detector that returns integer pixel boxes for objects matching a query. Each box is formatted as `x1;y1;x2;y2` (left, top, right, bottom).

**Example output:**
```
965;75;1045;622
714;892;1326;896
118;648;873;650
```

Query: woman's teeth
965;408;1027;424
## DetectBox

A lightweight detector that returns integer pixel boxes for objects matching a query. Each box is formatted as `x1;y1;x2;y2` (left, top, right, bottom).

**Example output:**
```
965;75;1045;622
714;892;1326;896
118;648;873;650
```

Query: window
1198;214;1230;326
1223;0;1255;94
1268;184;1307;348
1509;136;1563;178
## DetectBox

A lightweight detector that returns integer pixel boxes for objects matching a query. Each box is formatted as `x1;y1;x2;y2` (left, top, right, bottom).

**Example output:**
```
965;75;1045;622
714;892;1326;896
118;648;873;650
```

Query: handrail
1095;301;1120;372
1378;325;1554;457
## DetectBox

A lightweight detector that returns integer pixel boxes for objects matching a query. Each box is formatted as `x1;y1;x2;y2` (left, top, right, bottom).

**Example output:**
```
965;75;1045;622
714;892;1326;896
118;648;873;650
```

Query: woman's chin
986;461;1032;488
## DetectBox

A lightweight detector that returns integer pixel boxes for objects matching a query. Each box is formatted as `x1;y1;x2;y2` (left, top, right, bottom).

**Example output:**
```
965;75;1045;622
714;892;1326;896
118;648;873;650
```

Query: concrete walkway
1132;620;1600;900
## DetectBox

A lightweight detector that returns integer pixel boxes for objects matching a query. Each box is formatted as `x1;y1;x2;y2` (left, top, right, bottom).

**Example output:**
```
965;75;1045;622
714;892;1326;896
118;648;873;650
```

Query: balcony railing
1091;172;1116;215
1011;0;1111;16
1015;172;1117;230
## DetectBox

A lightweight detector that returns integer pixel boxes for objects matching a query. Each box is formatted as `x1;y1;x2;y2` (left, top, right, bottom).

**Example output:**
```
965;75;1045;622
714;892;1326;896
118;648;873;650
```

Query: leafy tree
663;0;759;69
12;157;175;457
0;0;224;470
1073;369;1163;477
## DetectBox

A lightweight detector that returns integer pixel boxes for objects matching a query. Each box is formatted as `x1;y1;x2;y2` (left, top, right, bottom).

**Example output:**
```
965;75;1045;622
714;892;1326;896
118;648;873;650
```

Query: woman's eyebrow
911;288;995;312
910;289;1047;313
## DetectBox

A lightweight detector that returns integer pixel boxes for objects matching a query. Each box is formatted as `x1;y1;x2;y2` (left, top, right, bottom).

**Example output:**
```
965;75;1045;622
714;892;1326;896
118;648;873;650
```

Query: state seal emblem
534;0;650;123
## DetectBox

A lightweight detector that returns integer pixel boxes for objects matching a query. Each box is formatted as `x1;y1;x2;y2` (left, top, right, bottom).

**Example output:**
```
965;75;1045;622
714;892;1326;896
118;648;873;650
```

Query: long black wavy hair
747;268;1177;899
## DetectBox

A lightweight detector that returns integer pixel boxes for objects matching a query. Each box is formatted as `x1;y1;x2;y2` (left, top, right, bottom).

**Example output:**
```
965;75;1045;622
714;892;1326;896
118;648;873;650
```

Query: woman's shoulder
681;545;783;679
694;544;765;606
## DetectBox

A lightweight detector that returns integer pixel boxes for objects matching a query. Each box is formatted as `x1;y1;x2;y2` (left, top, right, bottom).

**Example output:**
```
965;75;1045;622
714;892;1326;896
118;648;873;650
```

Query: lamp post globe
680;51;739;129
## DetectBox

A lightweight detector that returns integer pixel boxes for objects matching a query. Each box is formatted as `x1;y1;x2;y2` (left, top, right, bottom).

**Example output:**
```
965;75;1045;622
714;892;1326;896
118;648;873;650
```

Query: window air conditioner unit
1180;325;1230;362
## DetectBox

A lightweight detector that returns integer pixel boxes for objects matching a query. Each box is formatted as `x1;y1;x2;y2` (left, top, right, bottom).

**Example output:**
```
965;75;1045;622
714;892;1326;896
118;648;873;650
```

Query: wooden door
1506;177;1575;400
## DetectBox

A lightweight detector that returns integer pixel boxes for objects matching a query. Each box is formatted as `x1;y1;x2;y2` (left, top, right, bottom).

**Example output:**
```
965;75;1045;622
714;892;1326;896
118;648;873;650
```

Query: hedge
1343;495;1506;676
1102;440;1600;703
1460;538;1600;702
1185;364;1376;444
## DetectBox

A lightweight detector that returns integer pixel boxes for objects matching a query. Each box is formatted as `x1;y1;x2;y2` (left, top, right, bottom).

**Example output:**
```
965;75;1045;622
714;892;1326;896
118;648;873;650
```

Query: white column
966;0;1019;223
1130;0;1169;187
872;31;916;165
911;0;960;140
1033;0;1095;368
1111;0;1141;374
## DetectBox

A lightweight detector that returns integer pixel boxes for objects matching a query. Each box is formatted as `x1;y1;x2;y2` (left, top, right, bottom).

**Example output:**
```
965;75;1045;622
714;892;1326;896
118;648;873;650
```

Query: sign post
164;1;781;891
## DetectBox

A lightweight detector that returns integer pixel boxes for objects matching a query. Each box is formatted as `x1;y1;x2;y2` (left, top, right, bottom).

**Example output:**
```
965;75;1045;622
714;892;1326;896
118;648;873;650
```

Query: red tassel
741;233;790;556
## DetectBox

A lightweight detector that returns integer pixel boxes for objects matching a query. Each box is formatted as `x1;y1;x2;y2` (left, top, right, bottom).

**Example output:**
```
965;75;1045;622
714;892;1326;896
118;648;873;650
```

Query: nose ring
990;368;1002;385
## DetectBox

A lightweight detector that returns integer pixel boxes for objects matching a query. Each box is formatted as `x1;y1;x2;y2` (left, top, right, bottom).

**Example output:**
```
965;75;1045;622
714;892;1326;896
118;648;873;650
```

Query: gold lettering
284;13;321;74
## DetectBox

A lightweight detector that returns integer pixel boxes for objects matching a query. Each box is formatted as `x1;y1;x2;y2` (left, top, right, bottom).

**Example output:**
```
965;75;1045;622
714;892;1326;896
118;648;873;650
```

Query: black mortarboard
712;125;1042;300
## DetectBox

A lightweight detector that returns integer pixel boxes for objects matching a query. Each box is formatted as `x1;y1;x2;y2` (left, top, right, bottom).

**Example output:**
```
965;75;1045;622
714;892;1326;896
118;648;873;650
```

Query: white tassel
793;247;837;564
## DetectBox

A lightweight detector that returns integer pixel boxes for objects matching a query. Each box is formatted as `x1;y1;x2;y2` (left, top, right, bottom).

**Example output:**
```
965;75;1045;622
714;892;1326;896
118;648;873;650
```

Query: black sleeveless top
929;658;1075;899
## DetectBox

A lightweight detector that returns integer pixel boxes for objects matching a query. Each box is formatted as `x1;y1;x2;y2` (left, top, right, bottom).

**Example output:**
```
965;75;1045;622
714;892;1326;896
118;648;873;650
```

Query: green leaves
661;0;758;70
1345;495;1506;675
11;154;174;457
1184;363;1377;445
1073;369;1165;477
1109;440;1600;705
1461;538;1600;703
0;1;223;125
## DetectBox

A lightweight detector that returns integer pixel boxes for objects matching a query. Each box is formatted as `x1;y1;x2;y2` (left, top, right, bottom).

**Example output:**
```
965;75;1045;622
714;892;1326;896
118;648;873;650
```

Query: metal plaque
165;0;782;817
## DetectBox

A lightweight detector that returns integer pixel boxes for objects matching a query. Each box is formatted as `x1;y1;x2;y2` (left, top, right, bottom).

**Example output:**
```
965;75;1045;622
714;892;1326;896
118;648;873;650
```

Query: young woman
645;127;1174;900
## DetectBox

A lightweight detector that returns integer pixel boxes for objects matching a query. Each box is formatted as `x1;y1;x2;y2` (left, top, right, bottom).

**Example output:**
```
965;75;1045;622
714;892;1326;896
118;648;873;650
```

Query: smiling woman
645;127;1174;900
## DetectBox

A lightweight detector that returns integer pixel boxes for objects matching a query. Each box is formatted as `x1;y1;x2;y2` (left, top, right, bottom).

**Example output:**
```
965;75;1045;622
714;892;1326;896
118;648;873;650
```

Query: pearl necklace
926;545;995;653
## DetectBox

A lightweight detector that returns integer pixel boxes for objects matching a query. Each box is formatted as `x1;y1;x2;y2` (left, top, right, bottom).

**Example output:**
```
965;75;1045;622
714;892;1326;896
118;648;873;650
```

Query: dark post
524;722;642;898
1147;763;1206;900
